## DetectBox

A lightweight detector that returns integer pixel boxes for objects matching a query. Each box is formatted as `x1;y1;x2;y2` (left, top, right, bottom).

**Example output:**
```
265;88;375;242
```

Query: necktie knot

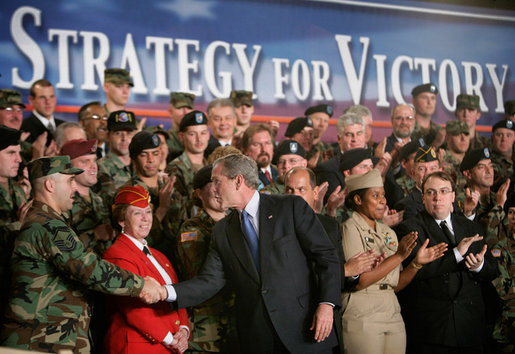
143;246;152;256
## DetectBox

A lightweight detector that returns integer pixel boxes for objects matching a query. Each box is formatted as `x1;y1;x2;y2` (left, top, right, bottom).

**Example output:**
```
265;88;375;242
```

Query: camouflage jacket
97;152;133;207
411;120;442;146
440;150;466;194
65;190;113;256
470;132;490;151
0;201;143;353
491;150;513;190
177;209;238;352
456;189;503;233
166;151;206;202
166;128;184;159
260;180;284;195
395;174;416;198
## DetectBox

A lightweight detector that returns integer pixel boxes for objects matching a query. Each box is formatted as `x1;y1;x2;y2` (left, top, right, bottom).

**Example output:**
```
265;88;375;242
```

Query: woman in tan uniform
341;169;447;354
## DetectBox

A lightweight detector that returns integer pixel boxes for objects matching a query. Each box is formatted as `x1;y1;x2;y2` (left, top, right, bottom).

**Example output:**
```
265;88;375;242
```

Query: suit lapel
258;194;276;280
119;235;166;284
422;211;451;245
451;214;466;244
226;211;260;284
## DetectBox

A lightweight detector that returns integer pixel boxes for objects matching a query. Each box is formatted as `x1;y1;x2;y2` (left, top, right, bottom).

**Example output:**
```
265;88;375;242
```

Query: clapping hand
465;244;487;271
344;250;377;277
414;238;447;265
396;232;418;260
456;234;483;257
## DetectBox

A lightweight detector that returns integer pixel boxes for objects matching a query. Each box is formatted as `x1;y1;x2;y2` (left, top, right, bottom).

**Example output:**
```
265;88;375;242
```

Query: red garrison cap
59;139;97;160
114;185;150;208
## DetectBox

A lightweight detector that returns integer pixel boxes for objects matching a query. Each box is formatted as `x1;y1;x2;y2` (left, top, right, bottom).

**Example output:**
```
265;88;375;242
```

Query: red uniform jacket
102;234;189;354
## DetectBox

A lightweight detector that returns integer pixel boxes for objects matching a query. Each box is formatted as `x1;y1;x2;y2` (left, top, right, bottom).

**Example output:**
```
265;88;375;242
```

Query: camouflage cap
170;92;195;109
28;156;83;182
446;120;470;136
456;94;480;111
460;147;491;172
104;68;134;87
415;145;438;163
230;90;253;107
284;117;313;138
411;83;438;97
107;110;137;132
304;104;333;118
0;125;21;151
129;131;161;159
179;110;208;132
272;139;306;164
492;119;515;133
339;148;372;172
59;139;98;160
193;164;213;189
345;169;383;193
0;89;25;109
504;100;515;116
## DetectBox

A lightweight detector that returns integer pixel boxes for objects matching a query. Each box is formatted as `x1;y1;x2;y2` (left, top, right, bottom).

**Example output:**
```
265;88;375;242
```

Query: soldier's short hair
284;167;316;189
214;154;260;190
336;112;365;135
242;124;273;151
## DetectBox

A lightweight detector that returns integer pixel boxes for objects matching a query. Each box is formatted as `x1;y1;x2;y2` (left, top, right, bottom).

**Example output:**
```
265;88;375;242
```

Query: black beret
284;117;313;138
107;110;137;132
0;125;21;151
179;110;208;132
503;191;515;214
460;147;491;172
304;104;333;118
339;148;372;172
272;140;306;164
415;144;438;163
193;164;213;189
411;83;438;97
129;131;161;159
492;119;515;133
399;138;425;162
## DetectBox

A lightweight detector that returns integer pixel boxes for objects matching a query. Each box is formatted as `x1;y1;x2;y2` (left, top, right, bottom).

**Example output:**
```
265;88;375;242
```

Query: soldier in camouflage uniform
230;90;254;140
490;119;515;191
97;110;137;208
0;156;165;353
261;140;307;195
0;127;30;320
454;94;490;151
177;165;238;353
166;110;209;218
440;120;470;194
410;83;444;148
485;193;515;352
103;68;133;116
305;104;334;158
395;140;421;197
122;131;183;267
167;92;195;160
60;139;113;256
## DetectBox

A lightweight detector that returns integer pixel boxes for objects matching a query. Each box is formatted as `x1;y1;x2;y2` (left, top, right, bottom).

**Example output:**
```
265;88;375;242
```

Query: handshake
139;276;169;304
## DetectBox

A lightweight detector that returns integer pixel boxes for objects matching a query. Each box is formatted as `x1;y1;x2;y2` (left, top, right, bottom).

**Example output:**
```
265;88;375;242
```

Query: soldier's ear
43;177;55;193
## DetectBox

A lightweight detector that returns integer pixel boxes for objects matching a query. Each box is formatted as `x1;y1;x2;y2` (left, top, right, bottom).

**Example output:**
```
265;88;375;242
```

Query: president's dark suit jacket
397;211;498;348
174;194;341;353
21;113;65;143
258;166;278;187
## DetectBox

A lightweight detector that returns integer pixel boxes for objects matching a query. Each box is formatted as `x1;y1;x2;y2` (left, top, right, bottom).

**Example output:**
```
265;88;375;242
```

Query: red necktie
265;170;273;183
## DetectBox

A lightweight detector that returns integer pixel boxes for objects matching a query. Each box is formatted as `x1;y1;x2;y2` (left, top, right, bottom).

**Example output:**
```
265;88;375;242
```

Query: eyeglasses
393;116;414;122
424;188;452;197
84;114;108;121
1;107;24;113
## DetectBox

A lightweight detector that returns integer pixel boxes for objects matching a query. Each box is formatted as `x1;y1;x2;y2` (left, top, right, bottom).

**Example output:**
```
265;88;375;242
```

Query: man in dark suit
204;98;237;158
21;79;65;144
164;154;341;353
242;123;278;186
397;171;498;354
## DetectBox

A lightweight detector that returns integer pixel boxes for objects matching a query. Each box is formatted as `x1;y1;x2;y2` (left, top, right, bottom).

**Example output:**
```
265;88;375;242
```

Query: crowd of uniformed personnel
0;67;513;353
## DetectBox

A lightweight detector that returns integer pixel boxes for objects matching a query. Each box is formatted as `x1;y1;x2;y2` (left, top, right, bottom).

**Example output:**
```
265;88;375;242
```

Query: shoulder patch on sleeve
53;228;77;252
181;231;198;242
491;249;501;257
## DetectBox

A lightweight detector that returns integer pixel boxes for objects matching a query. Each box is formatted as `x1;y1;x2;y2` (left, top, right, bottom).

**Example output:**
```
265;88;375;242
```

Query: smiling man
78;101;108;158
0;89;25;131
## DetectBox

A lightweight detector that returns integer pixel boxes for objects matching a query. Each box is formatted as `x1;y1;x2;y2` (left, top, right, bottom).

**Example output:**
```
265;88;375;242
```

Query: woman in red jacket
103;185;189;353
